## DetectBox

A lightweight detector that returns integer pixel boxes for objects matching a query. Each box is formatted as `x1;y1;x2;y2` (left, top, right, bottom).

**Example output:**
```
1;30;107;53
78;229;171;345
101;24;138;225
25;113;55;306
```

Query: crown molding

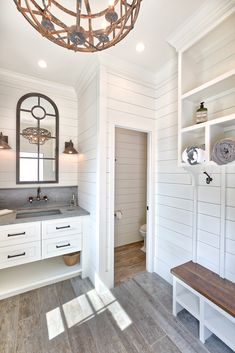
0;68;77;101
167;0;235;52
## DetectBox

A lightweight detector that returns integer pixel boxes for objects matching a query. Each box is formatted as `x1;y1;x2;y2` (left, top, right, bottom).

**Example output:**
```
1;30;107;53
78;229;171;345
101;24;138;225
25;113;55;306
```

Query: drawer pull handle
56;225;71;230
8;252;26;259
56;243;71;249
8;232;26;237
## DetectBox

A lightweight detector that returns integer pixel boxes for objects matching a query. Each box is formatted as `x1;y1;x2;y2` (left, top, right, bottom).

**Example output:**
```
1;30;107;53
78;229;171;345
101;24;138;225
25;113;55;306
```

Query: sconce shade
0;132;11;150
63;140;78;154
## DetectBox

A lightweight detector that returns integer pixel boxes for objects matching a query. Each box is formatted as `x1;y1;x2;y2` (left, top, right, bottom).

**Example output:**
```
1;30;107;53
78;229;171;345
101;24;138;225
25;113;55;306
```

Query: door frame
107;118;155;288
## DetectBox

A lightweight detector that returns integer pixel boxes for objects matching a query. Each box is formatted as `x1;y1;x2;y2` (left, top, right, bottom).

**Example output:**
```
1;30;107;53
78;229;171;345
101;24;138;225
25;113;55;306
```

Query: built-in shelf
181;113;235;133
176;291;200;319
0;256;82;300
173;275;235;352
178;9;235;167
181;69;235;102
205;310;235;351
180;96;235;165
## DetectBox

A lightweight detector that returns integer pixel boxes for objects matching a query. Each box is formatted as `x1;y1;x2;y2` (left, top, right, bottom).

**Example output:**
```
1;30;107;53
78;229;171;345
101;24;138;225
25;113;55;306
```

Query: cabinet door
0;222;41;247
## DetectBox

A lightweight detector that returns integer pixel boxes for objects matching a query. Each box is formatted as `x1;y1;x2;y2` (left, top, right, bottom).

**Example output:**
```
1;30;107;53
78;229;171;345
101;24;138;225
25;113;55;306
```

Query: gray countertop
0;204;89;226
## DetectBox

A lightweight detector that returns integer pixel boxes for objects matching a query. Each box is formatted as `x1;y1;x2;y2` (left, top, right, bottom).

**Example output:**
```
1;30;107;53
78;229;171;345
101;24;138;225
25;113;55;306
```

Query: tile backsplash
0;186;78;209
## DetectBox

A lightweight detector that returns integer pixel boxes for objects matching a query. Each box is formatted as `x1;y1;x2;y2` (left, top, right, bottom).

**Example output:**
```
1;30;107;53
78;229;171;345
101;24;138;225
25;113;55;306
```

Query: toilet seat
139;224;147;252
140;224;146;233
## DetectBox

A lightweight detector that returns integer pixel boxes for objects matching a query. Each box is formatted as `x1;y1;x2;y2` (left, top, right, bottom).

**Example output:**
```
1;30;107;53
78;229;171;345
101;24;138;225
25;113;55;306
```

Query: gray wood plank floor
0;272;232;353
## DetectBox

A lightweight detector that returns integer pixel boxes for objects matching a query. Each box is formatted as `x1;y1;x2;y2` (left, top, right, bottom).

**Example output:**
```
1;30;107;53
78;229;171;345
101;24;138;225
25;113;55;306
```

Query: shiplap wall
115;128;147;247
155;63;194;283
104;65;155;286
155;60;235;284
0;69;78;188
225;165;235;282
76;68;99;283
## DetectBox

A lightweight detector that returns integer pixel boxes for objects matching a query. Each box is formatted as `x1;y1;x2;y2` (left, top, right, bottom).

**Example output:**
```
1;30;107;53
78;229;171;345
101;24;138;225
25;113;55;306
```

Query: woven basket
63;251;80;266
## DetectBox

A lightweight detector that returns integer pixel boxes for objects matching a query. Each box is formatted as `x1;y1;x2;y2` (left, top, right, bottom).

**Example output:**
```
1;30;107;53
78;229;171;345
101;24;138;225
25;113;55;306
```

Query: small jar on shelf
195;102;208;124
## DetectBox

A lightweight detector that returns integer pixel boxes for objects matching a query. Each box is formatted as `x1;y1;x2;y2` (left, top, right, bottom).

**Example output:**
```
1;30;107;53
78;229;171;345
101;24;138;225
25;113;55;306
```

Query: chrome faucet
28;187;49;203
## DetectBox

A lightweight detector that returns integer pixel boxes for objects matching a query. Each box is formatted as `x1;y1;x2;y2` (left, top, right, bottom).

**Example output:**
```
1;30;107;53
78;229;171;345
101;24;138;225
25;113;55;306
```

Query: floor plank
0;271;233;353
114;241;146;286
113;284;166;346
0;296;19;353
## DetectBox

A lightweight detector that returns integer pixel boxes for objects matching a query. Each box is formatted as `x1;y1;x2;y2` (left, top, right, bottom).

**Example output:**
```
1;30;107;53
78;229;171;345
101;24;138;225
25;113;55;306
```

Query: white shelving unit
0;256;82;300
178;11;235;166
176;283;200;320
173;276;235;351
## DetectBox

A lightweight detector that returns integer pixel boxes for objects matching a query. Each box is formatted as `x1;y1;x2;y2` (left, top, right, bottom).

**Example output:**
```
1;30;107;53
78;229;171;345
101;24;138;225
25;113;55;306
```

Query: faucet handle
43;195;49;201
28;196;33;203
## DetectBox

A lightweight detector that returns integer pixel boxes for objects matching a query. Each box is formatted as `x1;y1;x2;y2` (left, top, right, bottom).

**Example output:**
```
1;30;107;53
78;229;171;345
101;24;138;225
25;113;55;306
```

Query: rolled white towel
0;209;14;217
182;145;206;165
212;138;235;165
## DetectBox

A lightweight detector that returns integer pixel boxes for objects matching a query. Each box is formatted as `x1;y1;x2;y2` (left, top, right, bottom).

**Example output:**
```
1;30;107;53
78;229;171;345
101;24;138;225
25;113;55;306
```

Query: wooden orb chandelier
14;0;142;52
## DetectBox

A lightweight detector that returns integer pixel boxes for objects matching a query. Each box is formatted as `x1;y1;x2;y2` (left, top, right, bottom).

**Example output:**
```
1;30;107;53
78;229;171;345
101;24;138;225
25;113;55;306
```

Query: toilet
139;224;147;252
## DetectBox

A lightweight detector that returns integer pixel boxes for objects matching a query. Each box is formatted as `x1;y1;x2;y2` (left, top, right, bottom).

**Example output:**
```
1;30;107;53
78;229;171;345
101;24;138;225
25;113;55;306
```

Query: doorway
114;127;148;286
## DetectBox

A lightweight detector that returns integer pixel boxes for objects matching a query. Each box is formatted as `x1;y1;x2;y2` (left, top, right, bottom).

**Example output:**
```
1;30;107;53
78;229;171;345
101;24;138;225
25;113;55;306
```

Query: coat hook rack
203;171;213;185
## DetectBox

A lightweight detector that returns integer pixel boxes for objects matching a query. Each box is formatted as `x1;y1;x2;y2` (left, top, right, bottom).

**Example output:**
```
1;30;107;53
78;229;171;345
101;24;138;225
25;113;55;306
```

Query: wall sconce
0;132;11;150
63;140;78;154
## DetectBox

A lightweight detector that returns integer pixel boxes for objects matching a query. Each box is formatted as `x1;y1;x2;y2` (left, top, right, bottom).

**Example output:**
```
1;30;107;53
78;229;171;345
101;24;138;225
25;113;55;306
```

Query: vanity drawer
0;241;41;270
42;233;82;259
42;217;82;239
0;222;41;247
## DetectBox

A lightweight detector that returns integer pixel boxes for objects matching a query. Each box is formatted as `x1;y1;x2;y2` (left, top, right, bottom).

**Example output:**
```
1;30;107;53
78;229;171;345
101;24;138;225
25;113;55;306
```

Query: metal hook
203;171;213;185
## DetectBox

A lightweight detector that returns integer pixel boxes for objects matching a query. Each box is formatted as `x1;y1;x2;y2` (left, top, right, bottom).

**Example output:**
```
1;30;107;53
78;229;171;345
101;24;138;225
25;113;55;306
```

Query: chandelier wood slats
14;0;142;52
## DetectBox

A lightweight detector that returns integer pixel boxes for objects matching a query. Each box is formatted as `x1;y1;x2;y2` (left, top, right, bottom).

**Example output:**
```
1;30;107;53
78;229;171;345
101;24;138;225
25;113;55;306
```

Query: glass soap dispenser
70;193;77;207
196;102;208;124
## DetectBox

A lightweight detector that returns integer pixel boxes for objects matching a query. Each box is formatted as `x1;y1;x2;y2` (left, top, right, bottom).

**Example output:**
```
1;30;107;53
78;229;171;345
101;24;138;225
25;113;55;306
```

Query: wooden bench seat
171;261;235;318
171;261;235;350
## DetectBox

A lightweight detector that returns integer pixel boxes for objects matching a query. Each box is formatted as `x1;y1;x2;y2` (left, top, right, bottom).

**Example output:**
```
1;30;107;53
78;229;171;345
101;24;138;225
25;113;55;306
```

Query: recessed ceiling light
38;59;47;68
136;42;145;53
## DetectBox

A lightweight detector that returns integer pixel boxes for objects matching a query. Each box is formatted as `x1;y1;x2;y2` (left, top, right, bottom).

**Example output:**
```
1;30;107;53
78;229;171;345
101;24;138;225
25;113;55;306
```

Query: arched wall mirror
16;93;59;184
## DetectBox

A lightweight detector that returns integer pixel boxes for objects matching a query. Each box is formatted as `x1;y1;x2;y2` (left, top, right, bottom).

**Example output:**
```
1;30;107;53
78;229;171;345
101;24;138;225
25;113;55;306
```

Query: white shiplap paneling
0;69;78;188
76;68;99;284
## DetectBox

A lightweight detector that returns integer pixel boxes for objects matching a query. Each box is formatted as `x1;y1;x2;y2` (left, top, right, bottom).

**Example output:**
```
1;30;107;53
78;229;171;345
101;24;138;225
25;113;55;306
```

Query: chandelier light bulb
109;0;115;7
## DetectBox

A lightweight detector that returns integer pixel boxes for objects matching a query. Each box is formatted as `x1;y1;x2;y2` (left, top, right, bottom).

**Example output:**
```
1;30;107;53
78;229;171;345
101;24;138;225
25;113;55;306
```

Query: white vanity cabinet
0;222;41;269
0;215;89;300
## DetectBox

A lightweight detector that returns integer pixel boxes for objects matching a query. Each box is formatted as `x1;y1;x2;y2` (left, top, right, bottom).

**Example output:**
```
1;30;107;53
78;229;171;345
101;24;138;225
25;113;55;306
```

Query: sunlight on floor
46;307;65;340
107;300;132;331
63;294;94;328
46;286;132;340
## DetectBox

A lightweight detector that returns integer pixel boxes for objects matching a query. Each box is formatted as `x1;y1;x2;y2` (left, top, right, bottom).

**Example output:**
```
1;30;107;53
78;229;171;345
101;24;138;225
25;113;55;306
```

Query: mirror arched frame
16;93;59;184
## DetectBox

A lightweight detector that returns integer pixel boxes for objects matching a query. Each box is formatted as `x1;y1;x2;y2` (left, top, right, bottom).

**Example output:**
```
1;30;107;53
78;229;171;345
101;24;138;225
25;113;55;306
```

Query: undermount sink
16;209;62;219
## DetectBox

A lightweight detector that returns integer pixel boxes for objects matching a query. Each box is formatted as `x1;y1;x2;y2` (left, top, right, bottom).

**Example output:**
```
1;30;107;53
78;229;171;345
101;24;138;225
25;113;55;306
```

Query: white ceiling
0;0;206;86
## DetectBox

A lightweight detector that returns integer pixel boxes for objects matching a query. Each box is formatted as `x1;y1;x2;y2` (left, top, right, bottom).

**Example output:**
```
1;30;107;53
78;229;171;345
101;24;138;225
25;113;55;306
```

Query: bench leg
199;299;212;343
200;326;212;344
172;276;183;316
